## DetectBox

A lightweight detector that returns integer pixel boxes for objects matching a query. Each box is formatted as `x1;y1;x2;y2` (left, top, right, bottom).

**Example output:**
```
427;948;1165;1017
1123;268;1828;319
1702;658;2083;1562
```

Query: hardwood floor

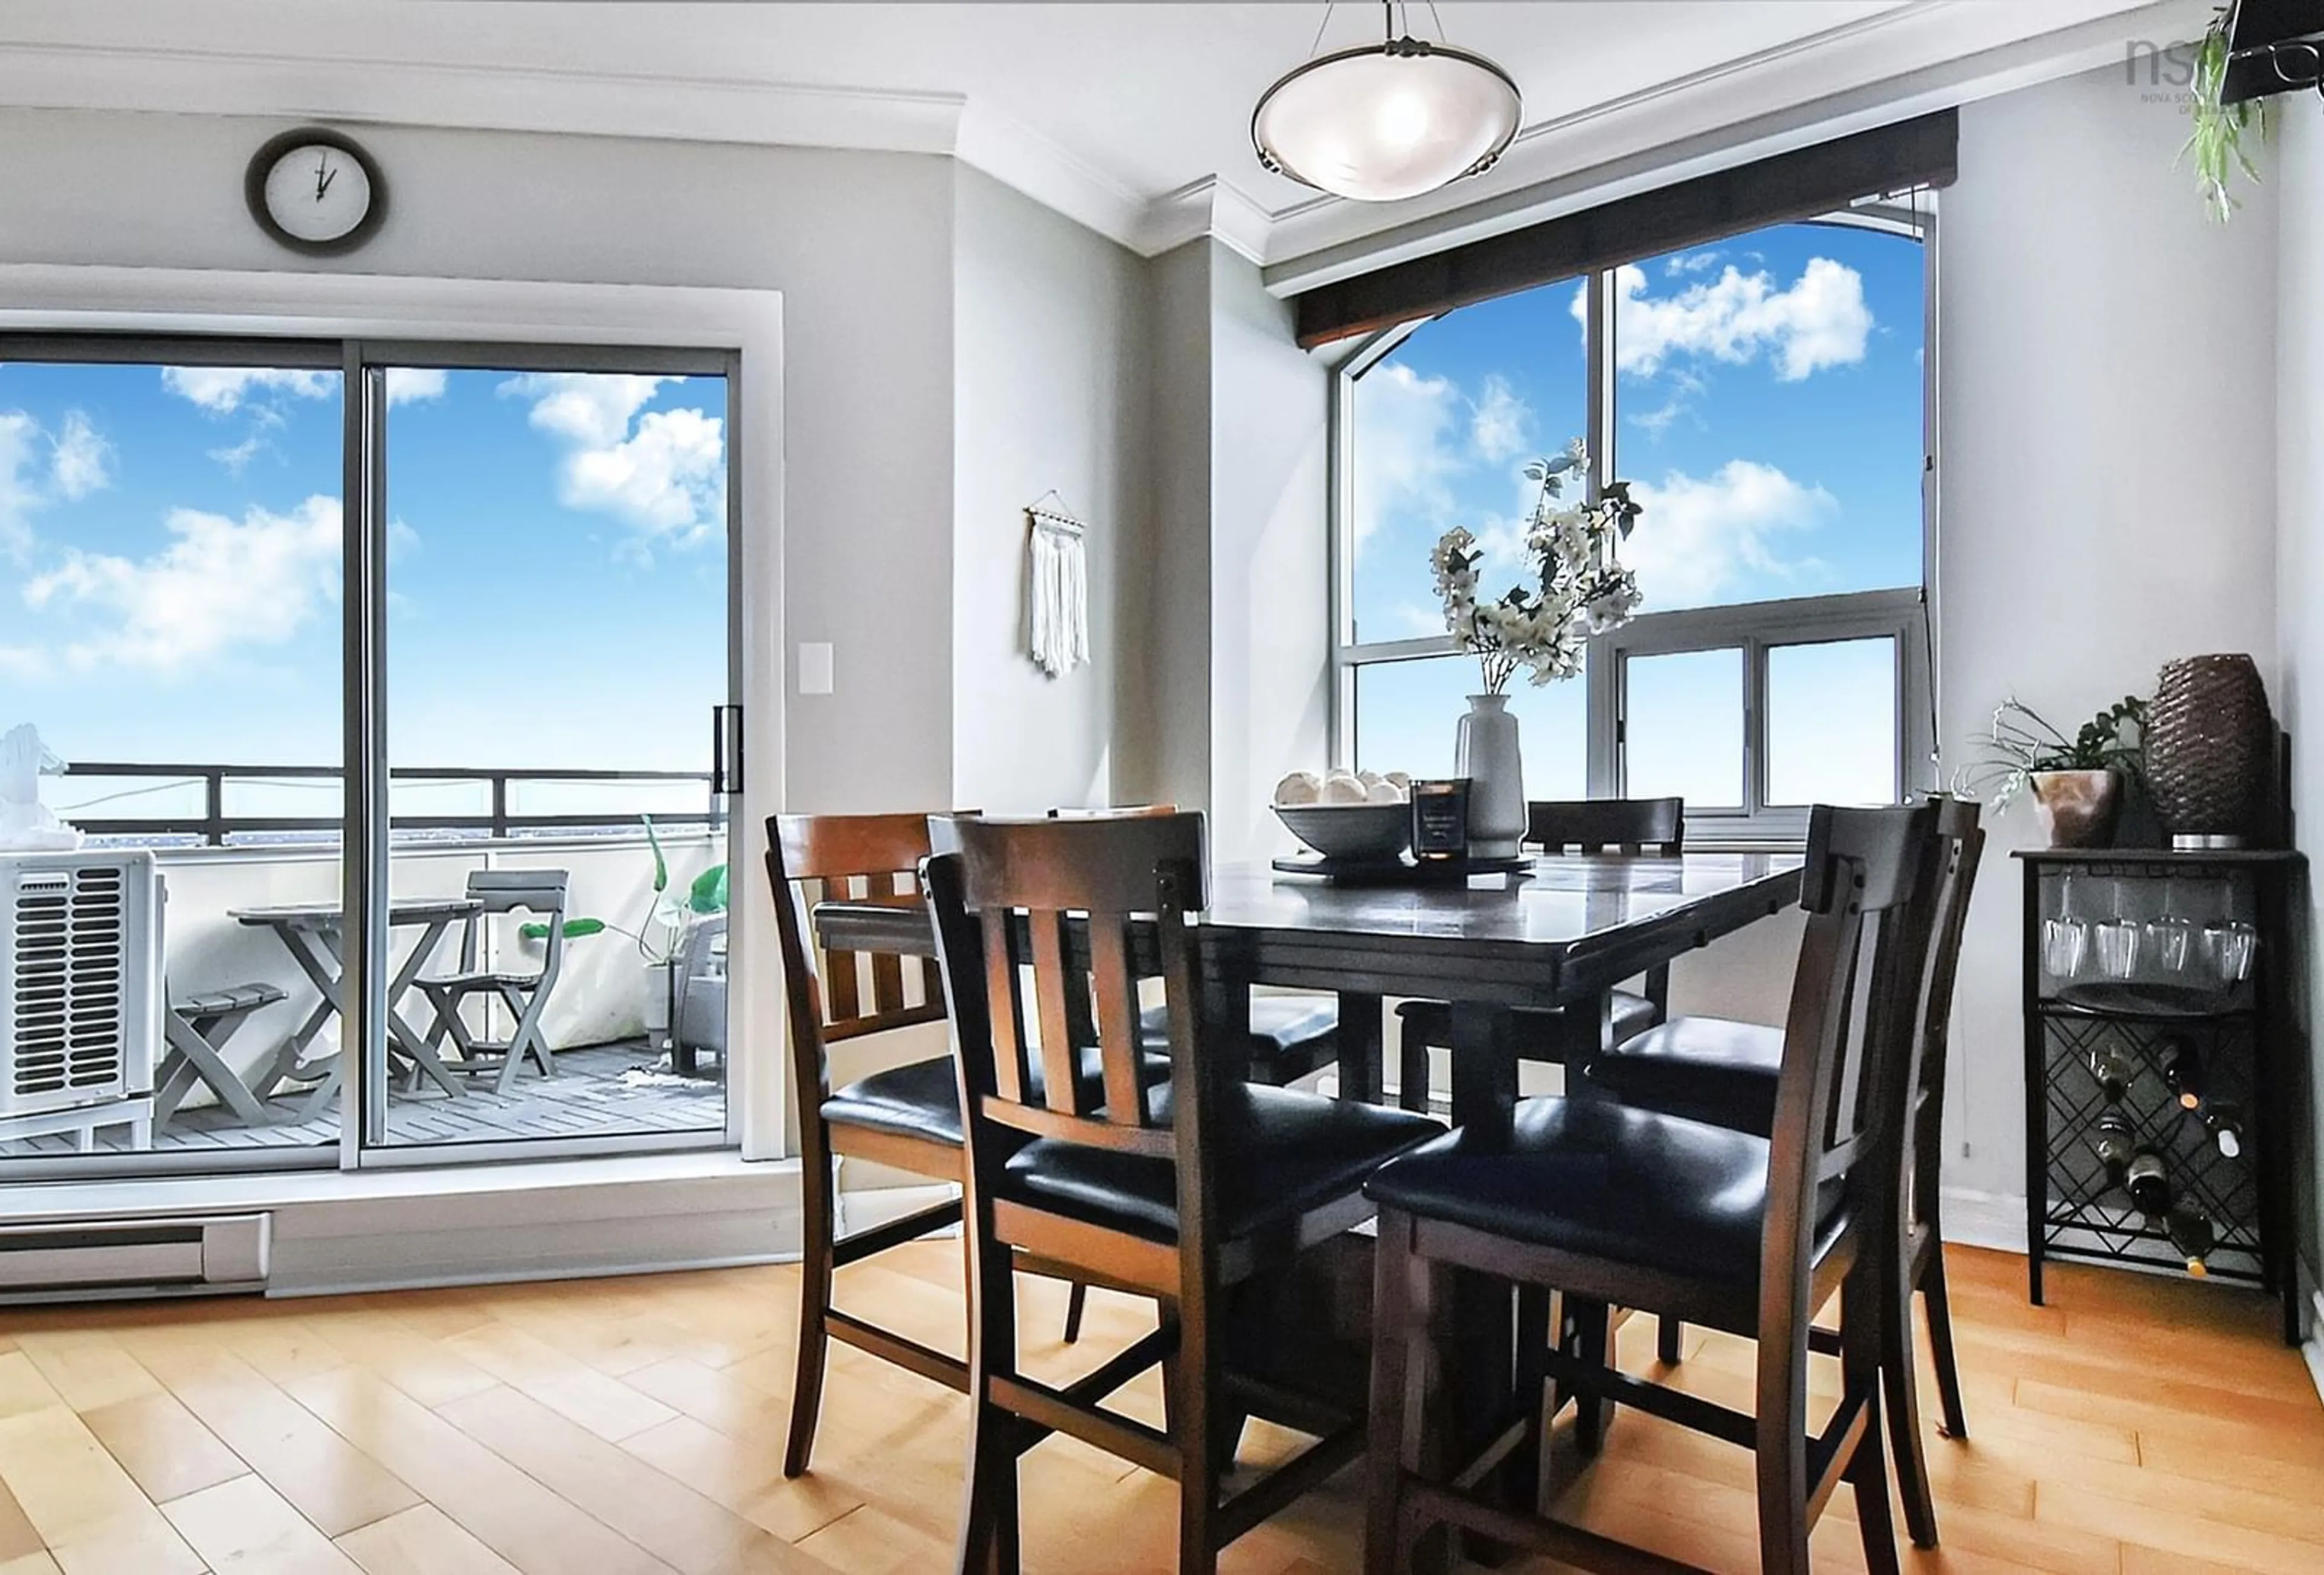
0;1241;2313;1573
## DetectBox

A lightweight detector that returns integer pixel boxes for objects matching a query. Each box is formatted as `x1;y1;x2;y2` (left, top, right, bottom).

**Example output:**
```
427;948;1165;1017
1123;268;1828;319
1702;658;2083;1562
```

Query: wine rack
2018;849;2304;1346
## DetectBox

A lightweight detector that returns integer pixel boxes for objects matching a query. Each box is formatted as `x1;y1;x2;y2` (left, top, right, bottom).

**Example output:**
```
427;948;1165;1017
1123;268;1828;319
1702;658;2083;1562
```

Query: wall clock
245;127;387;255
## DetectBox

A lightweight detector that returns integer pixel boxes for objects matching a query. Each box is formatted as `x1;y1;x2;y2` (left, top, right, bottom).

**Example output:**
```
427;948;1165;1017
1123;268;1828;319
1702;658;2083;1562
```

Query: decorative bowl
1273;802;1410;863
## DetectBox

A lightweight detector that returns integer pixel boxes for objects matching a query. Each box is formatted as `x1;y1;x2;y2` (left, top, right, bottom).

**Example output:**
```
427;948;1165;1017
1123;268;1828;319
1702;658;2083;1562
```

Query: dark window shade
1293;109;1957;349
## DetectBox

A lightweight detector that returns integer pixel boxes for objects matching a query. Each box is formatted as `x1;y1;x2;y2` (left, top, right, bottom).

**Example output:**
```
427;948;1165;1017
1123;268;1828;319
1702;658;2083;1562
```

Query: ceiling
0;1;2208;268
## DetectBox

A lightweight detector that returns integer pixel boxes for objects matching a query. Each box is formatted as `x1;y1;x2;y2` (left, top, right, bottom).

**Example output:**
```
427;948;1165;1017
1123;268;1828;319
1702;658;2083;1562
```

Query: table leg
1334;991;1383;1104
245;923;350;1103
384;918;464;1099
1441;1001;1523;1566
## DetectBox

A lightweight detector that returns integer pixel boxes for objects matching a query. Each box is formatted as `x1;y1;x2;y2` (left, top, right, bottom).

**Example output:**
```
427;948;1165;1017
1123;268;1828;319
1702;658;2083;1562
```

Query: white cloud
1622;460;1836;610
385;367;448;407
207;433;268;475
1581;257;1873;382
1469;375;1531;463
498;373;724;551
0;412;40;557
22;495;342;671
1350;362;1460;550
49;412;110;500
160;366;335;413
1665;249;1725;276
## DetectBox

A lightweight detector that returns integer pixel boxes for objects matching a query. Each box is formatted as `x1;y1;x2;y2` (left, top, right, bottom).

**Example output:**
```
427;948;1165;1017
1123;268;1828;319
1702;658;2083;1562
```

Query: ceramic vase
2146;653;2274;849
1456;693;1525;860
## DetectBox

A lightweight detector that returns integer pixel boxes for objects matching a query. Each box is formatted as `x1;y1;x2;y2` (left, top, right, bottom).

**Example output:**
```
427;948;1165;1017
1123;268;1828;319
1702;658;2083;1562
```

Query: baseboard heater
0;1213;270;1303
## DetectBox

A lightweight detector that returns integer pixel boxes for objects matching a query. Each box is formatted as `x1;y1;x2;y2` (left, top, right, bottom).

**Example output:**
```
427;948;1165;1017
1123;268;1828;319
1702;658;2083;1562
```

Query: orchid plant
1430;439;1645;694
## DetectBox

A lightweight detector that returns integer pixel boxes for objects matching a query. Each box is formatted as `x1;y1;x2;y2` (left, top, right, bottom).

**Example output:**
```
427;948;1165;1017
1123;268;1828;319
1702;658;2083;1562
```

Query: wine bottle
2123;1148;2172;1217
2202;1102;2245;1160
2158;1037;2205;1111
2164;1205;2216;1277
2093;1110;2138;1188
2089;1045;2136;1103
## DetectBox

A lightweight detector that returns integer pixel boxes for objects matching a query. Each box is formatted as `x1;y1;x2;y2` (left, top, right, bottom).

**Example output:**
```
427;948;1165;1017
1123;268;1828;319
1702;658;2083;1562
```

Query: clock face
255;139;378;248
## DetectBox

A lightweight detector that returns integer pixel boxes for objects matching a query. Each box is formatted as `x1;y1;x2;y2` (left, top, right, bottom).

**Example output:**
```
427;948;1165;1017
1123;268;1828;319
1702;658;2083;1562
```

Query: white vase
1456;692;1525;860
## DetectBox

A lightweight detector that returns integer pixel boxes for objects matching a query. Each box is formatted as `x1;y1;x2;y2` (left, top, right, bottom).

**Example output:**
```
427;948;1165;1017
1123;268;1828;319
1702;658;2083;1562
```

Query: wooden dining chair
1393;797;1683;1112
1580;796;1983;1546
412;869;569;1095
772;814;1105;1481
925;813;1438;1575
1362;803;1938;1575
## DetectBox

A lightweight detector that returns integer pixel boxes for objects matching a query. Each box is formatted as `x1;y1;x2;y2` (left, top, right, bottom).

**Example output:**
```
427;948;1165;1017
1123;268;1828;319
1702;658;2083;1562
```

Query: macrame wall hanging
1026;493;1089;678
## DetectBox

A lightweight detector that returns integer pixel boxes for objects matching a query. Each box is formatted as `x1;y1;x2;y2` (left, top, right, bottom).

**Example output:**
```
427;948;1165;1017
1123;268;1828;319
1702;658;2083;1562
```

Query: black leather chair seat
1584;1017;1783;1137
826;1043;1166;1148
1396;990;1658;1062
1363;1096;1843;1286
999;1085;1439;1246
1140;995;1339;1083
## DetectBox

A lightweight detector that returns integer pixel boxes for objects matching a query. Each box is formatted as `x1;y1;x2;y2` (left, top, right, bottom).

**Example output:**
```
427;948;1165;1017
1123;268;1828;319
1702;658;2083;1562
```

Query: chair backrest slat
766;814;950;1131
1088;916;1150;1129
1526;797;1684;857
1903;798;1984;1239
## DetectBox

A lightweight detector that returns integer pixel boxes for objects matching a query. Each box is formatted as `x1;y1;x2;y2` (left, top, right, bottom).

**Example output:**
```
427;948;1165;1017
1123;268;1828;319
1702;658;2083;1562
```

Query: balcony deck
0;1042;725;1157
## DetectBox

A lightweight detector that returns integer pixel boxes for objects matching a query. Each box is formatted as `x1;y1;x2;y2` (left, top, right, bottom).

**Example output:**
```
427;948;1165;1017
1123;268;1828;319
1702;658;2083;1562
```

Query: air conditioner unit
0;850;160;1119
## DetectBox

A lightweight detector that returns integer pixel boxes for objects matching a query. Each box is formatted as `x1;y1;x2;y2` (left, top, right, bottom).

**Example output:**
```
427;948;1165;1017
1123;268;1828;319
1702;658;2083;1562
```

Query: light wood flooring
0;1241;2314;1573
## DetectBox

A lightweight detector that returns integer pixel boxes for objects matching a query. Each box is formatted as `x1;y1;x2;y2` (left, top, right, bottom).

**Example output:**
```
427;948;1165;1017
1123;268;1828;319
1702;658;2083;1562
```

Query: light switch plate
798;642;835;695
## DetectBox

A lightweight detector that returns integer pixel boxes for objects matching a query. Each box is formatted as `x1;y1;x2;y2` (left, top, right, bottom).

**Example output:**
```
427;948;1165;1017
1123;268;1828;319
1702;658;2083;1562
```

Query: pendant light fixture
1252;1;1522;203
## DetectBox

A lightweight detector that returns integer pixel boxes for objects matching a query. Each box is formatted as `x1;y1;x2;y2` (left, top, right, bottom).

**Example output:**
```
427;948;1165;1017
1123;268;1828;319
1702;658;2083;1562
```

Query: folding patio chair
413;870;569;1096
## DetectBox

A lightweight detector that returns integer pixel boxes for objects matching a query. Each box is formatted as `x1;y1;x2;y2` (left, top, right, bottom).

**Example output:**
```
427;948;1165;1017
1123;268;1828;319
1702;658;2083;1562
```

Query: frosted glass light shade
1253;40;1521;203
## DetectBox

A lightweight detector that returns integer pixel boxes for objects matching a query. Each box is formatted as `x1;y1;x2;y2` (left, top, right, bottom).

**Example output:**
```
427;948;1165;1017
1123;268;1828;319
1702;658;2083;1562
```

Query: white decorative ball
1320;771;1370;804
1273;771;1322;806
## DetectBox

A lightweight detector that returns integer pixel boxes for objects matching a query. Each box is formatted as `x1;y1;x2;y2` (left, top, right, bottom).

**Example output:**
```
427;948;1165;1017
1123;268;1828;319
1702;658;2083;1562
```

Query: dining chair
1362;802;1938;1575
412;869;569;1095
1393;797;1683;1112
925;812;1437;1575
772;812;1108;1478
1046;804;1344;1344
1580;795;1983;1547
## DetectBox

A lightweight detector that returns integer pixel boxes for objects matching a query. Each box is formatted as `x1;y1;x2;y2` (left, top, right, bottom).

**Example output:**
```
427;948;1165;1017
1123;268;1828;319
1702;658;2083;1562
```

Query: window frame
1330;203;1938;846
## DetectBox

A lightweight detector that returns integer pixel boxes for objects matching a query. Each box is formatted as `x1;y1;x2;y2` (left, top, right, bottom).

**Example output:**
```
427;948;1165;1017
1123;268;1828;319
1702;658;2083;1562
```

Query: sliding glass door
0;335;738;1175
364;353;735;1156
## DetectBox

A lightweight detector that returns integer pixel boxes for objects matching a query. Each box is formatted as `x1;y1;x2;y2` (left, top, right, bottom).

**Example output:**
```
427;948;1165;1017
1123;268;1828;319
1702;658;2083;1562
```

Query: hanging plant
2184;7;2271;222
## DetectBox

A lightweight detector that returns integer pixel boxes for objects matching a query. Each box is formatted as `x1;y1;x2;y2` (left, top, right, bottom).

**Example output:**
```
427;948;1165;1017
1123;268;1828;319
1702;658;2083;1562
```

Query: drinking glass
2144;912;2195;974
2093;918;2140;980
2042;915;2089;979
2203;921;2259;985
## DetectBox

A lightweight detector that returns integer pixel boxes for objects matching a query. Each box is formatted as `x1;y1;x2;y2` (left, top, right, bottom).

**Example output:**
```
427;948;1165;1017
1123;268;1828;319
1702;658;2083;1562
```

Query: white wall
951;165;1149;813
2275;100;2324;1283
0;107;957;817
1134;240;1219;816
1935;65;2280;1212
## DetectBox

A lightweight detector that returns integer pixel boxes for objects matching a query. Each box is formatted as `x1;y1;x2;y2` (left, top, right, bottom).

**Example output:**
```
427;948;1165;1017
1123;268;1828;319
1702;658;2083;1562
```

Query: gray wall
0;107;958;815
2276;100;2323;1292
950;165;1149;812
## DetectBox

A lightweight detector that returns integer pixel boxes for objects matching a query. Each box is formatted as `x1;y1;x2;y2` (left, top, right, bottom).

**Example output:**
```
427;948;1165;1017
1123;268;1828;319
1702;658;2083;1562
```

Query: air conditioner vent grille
0;854;157;1117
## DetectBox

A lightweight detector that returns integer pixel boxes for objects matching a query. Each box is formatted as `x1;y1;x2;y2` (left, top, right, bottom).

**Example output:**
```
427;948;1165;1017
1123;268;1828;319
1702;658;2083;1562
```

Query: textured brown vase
2146;653;2274;847
2030;770;2119;848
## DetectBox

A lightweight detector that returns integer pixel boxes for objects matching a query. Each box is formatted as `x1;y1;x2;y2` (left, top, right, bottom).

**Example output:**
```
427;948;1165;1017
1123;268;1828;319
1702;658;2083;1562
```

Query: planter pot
2030;769;2119;849
1455;693;1525;860
2147;653;2274;849
642;959;677;1046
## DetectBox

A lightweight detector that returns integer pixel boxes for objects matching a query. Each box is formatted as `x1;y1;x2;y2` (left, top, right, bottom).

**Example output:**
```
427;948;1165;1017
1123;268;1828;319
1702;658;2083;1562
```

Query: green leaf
688;863;729;915
643;815;669;894
520;917;607;942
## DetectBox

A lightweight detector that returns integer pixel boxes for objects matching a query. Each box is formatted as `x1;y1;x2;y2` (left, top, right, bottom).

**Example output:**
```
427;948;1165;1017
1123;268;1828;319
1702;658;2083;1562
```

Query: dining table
812;848;1804;1547
228;896;483;1121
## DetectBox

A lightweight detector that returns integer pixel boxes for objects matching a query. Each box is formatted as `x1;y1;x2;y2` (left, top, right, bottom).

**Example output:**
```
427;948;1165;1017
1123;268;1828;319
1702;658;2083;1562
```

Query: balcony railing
56;761;720;846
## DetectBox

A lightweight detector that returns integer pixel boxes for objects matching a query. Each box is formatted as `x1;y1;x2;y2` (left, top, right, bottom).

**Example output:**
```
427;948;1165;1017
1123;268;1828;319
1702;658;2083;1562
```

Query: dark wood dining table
812;849;1803;1544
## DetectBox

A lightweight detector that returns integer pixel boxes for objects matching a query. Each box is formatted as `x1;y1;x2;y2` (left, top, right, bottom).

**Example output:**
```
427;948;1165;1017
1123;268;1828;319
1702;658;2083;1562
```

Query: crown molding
955;99;1149;246
0;39;964;156
1132;177;1273;266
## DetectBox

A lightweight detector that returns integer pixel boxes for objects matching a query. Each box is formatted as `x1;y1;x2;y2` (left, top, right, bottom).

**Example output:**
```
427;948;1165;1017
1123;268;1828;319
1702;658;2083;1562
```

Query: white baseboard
2304;1288;2324;1412
1938;1186;2028;1254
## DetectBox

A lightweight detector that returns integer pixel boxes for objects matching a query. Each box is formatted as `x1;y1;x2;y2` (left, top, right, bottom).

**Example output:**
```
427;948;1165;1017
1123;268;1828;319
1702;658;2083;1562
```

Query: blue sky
1350;219;1924;805
0;360;727;824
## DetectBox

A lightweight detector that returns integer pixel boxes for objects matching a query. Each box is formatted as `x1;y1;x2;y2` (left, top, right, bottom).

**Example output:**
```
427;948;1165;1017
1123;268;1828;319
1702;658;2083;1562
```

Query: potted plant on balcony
1958;695;2148;847
523;817;728;1044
